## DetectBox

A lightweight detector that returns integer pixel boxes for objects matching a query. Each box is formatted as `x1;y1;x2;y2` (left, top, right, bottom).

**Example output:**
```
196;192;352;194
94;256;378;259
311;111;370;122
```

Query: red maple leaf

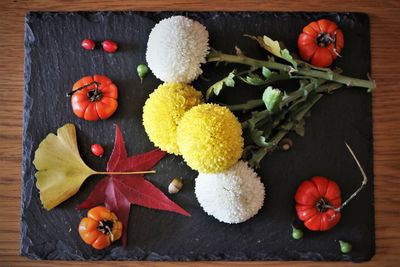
78;125;190;246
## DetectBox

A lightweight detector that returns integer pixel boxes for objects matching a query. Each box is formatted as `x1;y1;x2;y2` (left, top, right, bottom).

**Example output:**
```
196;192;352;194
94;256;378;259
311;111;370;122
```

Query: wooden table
1;0;399;266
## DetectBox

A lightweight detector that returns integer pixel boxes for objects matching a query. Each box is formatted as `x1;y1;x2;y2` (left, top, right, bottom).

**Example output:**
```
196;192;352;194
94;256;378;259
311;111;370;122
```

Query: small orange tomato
70;75;118;121
78;206;122;250
298;19;344;67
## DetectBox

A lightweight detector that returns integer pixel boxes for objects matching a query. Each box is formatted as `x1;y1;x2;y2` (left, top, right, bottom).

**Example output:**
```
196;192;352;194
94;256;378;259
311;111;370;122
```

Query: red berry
91;144;104;157
102;40;118;53
81;39;95;50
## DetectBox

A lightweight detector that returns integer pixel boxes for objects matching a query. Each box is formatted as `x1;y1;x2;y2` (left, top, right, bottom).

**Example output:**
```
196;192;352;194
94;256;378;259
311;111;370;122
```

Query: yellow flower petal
177;104;244;173
142;82;203;155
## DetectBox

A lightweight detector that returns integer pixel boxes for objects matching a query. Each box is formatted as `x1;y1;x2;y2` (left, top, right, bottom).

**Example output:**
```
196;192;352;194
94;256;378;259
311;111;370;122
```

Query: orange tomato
298;19;344;67
78;206;122;250
70;75;118;121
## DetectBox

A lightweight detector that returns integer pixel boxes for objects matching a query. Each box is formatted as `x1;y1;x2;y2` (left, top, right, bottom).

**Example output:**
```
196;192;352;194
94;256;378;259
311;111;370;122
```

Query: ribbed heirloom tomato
298;19;344;67
70;75;118;121
78;206;122;250
295;176;342;231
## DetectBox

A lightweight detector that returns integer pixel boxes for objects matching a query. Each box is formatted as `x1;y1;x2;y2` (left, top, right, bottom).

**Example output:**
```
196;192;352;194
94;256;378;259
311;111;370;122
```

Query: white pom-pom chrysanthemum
146;16;209;83
195;161;265;224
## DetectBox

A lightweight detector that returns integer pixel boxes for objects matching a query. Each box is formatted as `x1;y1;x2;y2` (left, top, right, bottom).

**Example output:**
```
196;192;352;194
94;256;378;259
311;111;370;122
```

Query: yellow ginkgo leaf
33;124;96;210
33;123;156;211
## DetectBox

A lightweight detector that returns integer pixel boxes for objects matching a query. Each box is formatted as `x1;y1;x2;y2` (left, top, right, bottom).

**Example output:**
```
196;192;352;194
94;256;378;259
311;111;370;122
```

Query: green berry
137;64;149;83
339;240;352;253
292;228;303;240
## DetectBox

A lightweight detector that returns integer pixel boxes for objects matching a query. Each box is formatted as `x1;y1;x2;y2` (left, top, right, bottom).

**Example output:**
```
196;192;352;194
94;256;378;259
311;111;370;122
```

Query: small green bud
292;227;303;240
262;86;283;113
339;240;352;254
137;64;149;83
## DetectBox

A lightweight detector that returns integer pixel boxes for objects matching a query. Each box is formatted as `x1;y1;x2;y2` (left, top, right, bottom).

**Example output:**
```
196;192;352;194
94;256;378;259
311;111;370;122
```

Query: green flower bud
339;240;352;254
292;227;303;240
137;64;149;83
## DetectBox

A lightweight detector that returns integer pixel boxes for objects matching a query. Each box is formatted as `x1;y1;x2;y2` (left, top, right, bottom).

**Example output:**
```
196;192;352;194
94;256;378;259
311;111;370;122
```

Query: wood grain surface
0;0;399;266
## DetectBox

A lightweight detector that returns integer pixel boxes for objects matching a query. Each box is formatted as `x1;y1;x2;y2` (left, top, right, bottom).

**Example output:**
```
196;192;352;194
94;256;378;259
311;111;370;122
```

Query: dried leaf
235;46;244;57
33;124;96;210
78;125;190;246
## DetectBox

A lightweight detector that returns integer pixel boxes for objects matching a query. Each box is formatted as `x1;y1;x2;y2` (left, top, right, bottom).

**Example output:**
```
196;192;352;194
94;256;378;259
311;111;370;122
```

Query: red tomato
295;176;342;231
70;75;118;121
298;19;344;67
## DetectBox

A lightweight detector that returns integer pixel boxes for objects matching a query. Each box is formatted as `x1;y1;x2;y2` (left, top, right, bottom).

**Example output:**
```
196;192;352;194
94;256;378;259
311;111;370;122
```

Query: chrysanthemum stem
248;94;322;168
207;50;375;92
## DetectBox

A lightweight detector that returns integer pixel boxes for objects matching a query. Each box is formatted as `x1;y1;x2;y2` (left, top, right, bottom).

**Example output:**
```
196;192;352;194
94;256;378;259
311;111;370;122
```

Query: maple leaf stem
95;170;156;175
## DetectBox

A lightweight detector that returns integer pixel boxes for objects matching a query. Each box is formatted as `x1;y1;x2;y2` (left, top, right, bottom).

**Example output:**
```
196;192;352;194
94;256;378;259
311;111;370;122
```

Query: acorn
168;178;183;194
279;138;293;151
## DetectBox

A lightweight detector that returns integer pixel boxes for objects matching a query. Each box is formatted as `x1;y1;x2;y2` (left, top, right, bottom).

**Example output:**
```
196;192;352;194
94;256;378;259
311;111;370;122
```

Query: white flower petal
146;16;209;83
195;161;265;224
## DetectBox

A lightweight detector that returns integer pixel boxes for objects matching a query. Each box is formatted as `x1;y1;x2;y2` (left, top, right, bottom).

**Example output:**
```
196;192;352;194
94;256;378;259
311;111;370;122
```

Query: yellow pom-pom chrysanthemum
143;82;203;155
177;103;244;173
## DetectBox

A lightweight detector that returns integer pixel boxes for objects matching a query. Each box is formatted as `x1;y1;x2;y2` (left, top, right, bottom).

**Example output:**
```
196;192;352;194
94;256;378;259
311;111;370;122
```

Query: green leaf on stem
244;73;266;86
248;148;267;169
206;70;236;100
247;110;271;129
247;94;322;168
228;99;264;112
280;49;298;69
245;35;298;69
251;129;269;147
262;86;283;113
293;119;305;137
262;67;273;79
261;67;283;82
224;71;236;87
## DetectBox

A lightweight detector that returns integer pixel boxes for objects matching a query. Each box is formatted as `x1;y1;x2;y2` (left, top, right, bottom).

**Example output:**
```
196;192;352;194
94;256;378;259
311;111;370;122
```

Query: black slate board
21;11;375;262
